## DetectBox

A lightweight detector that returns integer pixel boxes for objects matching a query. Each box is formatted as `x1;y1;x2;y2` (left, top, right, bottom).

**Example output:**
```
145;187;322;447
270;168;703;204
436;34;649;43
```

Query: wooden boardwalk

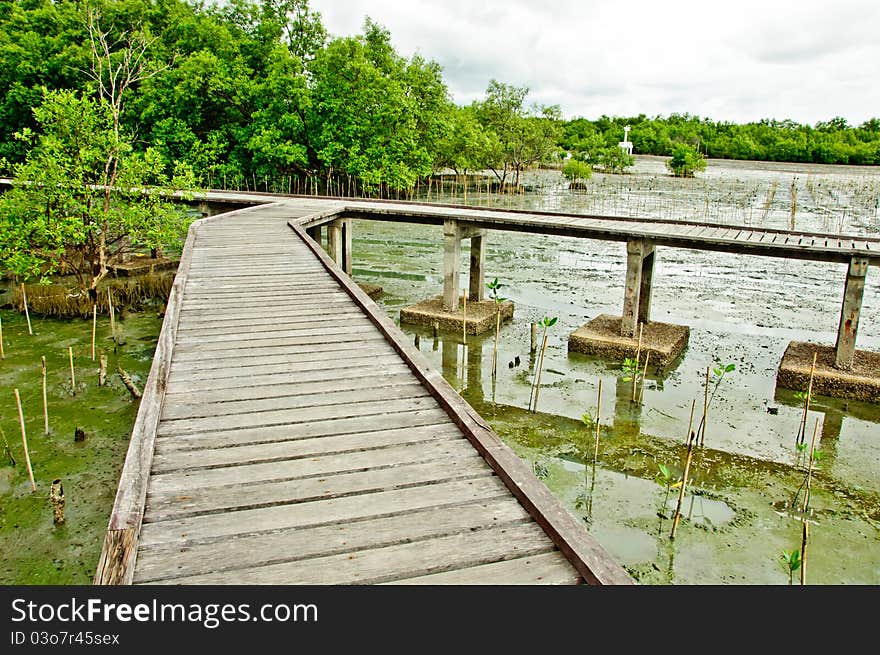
96;199;632;585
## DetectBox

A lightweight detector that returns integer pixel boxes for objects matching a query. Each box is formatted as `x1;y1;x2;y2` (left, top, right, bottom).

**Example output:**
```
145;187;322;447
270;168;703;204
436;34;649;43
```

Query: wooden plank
156;408;458;454
164;368;412;404
174;323;377;347
165;352;402;380
138;476;512;548
160;380;429;421
388;551;580;585
145;455;491;522
151;429;469;475
175;315;371;337
143;522;554;585
134;499;530;583
170;337;393;362
157;392;437;437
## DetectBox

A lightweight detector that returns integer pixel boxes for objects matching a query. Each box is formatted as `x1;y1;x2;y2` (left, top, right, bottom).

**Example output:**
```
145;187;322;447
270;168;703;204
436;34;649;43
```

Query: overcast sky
309;0;880;126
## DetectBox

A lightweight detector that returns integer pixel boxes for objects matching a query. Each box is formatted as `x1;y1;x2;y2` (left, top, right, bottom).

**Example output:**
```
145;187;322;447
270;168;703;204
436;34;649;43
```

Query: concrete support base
357;282;383;300
568;314;689;369
777;341;880;403
400;295;514;335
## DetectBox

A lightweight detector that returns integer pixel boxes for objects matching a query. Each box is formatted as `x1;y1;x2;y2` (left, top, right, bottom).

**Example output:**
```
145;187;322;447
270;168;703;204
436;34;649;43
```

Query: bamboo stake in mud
638;352;650;404
14;388;36;492
700;365;710;447
50;479;65;525
91;303;97;361
41;356;48;435
632;322;644;402
531;329;550;412
108;289;116;341
99;354;107;387
21;283;32;335
0;315;4;359
802;417;821;514
670;400;697;540
593;379;603;464
799;351;818;445
530;322;537;354
68;347;76;393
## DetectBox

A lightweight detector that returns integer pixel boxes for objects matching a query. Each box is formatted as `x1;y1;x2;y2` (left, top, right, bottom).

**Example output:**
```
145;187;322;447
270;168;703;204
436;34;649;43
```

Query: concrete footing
568;314;689;368
400;295;513;334
357;282;383;300
777;341;880;403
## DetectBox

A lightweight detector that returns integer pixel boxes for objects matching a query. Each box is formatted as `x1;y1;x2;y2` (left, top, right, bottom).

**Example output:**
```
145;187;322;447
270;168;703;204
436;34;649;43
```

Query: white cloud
310;0;880;124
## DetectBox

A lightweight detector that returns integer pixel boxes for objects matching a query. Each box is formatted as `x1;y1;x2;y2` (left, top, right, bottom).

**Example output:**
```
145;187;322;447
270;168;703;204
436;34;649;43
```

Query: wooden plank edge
288;219;635;586
94;203;285;584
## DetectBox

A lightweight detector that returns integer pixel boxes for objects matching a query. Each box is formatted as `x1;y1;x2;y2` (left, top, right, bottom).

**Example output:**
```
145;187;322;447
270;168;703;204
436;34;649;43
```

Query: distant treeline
563;114;880;166
1;0;878;198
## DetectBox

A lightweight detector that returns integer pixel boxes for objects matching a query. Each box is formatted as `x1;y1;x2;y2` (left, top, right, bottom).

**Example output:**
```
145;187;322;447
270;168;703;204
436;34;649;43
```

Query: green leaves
539;316;557;328
781;549;802;573
486;277;507;304
667;143;707;178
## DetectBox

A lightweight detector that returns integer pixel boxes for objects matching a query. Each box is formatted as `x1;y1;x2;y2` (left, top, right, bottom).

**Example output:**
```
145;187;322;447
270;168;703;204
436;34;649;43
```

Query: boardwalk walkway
96;199;631;585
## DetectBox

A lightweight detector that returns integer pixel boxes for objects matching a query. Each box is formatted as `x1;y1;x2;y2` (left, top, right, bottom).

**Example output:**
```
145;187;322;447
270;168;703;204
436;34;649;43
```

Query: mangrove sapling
0;315;4;359
529;316;557;413
14;388;36;492
694;362;736;447
486;277;506;380
792;418;823;514
632;323;644;402
655;463;676;518
781;549;802;585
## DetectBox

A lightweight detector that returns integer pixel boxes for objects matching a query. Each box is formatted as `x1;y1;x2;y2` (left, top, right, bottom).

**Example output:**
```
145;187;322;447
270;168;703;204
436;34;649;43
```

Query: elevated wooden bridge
94;193;878;585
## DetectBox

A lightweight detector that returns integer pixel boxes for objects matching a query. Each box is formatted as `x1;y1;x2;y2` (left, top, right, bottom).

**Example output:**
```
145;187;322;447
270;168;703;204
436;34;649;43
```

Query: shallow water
353;158;880;584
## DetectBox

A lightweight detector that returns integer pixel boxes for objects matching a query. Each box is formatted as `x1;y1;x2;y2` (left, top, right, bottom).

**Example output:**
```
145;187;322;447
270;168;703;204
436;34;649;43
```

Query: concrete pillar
469;234;485;301
834;257;869;370
443;219;461;311
341;219;353;276
622;239;654;338
639;250;655;326
327;220;343;267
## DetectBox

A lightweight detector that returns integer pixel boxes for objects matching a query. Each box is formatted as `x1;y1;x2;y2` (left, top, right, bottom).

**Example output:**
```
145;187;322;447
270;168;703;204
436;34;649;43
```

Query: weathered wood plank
154;408;453;452
164;369;412;405
151;431;470;476
144;521;553;585
174;324;376;348
170;337;393;362
139;476;512;548
134;499;530;583
145;455;490;522
165;356;406;390
160;380;429;421
388;551;580;585
157;393;437;437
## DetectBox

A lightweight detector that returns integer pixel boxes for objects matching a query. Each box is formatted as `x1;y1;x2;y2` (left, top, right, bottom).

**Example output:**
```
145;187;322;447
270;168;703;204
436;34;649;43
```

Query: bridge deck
98;199;630;585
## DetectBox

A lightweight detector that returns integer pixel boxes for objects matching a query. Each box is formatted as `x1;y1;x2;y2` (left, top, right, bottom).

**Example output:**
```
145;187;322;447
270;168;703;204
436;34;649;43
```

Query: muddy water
0;307;161;583
353;157;880;584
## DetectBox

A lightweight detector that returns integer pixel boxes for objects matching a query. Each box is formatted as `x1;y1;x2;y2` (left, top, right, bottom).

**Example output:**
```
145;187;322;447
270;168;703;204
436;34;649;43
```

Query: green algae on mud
0;307;161;584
